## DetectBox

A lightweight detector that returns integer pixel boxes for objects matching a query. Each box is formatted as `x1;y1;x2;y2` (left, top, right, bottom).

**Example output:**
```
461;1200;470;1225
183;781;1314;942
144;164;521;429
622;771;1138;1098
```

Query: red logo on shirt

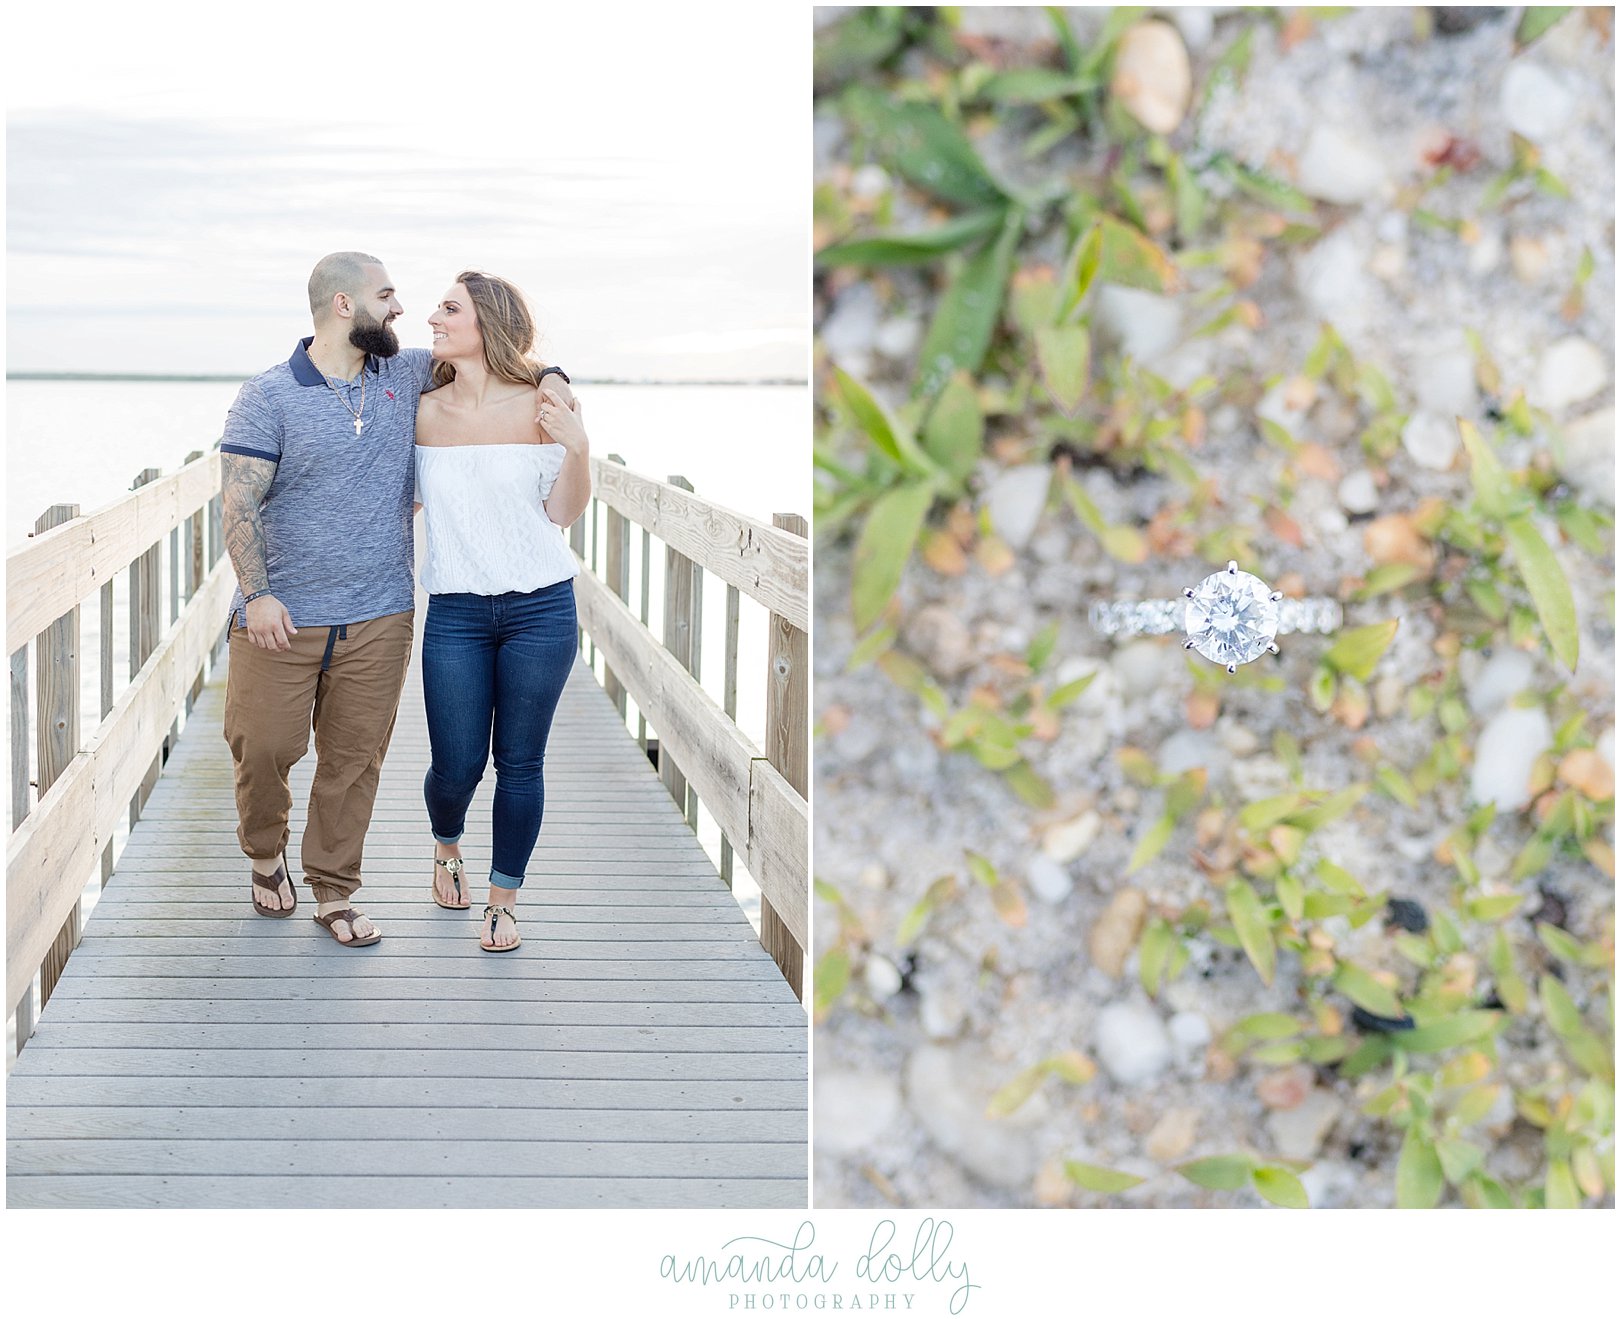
386;390;396;400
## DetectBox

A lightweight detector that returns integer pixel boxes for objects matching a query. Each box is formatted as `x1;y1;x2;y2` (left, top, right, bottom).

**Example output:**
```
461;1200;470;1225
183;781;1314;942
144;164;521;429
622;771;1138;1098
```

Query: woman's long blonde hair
430;270;548;389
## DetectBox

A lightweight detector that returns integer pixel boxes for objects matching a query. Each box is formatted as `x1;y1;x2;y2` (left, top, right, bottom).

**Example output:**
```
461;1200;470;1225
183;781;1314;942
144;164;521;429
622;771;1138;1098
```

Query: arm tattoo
221;454;278;596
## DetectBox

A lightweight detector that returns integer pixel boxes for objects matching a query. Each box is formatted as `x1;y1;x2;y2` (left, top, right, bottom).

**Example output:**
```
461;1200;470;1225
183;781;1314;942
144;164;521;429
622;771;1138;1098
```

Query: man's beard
349;308;400;358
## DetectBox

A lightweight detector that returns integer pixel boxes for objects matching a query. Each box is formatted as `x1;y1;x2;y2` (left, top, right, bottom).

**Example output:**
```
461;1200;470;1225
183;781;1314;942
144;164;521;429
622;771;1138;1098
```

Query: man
220;251;573;945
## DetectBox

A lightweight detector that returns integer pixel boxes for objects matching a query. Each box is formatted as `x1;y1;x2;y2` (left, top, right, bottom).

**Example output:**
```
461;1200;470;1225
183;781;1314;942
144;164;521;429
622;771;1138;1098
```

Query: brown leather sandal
250;858;297;918
480;904;521;953
312;908;382;947
432;856;470;910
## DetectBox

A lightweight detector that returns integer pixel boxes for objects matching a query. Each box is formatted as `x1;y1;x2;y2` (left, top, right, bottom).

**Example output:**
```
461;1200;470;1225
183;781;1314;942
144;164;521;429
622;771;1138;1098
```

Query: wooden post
129;468;162;825
186;451;205;714
569;514;587;653
10;643;33;1051
100;581;114;886
208;490;227;664
720;583;741;889
602;454;630;719
761;512;808;998
660;476;699;818
35;504;82;1011
637;526;651;751
167;522;180;750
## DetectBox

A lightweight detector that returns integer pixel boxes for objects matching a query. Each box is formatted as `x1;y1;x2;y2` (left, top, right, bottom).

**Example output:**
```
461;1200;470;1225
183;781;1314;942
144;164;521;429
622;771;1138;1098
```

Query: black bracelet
242;588;273;605
539;365;571;386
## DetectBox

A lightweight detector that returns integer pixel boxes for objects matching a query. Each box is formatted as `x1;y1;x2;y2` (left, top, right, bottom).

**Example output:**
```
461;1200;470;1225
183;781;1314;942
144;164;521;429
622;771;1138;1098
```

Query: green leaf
1503;512;1579;671
1457;418;1514;520
1177;1154;1254;1191
816;210;1008;266
979;68;1099;104
1002;759;1056;809
834;367;933;473
1540;974;1585;1038
1251;1165;1310;1209
1226;879;1276;986
1396;1011;1502;1054
842;87;1010;208
1290;784;1368;832
1436;1137;1485;1185
1233;1012;1302;1042
851;481;935;632
1062;1160;1145;1193
1034;324;1091;414
1396;1129;1445;1208
1275;870;1304;922
1128;812;1176;874
915;207;1025;401
1516;6;1572;50
1092;214;1179;295
1138;917;1176;996
1322;620;1400;682
1545;1157;1581;1208
986;1063;1046;1118
1047;672;1097;710
814;947;850;1017
1214;155;1314;215
1333;962;1405;1020
1238;793;1307;833
1464;893;1524;923
922;372;985;483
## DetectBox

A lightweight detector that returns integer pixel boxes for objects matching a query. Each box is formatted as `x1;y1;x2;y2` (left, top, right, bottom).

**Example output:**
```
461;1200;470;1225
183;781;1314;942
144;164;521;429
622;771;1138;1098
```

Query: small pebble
1501;61;1577;144
1267;1089;1345;1162
1534;337;1609;412
1027;854;1075;905
1042;811;1102;863
1385;897;1430;933
1555;408;1614;506
1401;411;1461;471
1089;888;1149;978
865;954;904;1000
1145;1107;1201;1162
904;1046;1041;1190
1465;648;1534;715
1111;19;1192;136
1470;705;1552;812
1296;124;1387;204
1509;234;1550;283
984;465;1052;551
904;604;974;680
874;316;922;359
1095;285;1184;362
816;1070;902;1155
919;985;966;1040
1257;1063;1316;1110
1094;1001;1174;1086
1411;341;1477;416
1338;469;1379;515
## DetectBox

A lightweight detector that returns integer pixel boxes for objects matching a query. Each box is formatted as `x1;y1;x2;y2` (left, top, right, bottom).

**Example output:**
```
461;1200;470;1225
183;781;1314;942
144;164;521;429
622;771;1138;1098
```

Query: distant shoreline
8;372;807;387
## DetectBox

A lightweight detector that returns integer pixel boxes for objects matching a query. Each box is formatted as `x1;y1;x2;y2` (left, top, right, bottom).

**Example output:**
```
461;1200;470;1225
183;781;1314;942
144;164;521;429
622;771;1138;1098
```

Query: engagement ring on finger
1089;561;1342;672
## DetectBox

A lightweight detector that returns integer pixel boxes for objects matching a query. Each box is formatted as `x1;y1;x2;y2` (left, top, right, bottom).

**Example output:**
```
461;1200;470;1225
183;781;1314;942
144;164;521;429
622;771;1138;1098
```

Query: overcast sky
6;3;809;380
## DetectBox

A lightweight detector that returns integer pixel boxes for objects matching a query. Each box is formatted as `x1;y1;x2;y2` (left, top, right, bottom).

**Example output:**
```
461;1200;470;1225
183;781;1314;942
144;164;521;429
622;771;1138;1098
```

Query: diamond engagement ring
1090;562;1343;672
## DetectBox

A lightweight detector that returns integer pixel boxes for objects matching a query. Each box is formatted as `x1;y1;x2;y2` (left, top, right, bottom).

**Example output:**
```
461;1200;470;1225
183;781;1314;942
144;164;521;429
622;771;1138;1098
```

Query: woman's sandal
480;904;521;953
312;909;382;947
432;856;470;910
250;857;297;918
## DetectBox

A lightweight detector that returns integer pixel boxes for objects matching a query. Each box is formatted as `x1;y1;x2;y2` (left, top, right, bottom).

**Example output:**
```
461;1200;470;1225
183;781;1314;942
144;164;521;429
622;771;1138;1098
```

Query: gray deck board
8;625;806;1209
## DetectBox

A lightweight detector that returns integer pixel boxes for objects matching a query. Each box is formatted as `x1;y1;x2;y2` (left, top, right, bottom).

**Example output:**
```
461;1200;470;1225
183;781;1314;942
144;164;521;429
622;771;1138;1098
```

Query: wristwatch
539;365;571;385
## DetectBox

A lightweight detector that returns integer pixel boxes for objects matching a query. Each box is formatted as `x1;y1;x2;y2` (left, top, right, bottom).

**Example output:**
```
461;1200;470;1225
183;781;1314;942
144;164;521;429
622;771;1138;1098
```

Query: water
5;379;807;1050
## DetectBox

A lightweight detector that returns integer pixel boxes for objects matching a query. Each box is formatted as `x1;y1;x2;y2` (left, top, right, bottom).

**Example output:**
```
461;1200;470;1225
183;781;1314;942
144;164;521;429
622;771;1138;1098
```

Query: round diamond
1184;568;1280;668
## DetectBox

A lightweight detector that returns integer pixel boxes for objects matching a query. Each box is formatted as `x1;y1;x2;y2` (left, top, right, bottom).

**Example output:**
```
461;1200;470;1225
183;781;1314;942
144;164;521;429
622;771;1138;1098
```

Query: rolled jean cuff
490;866;525;890
431;829;464;846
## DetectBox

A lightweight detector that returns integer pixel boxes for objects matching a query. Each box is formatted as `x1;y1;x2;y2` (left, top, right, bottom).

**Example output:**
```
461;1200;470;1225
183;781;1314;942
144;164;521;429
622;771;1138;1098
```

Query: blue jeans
421;582;577;888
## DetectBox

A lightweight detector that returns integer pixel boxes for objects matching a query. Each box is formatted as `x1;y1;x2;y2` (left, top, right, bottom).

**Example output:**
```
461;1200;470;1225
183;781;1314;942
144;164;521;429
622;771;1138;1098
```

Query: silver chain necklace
308;346;367;434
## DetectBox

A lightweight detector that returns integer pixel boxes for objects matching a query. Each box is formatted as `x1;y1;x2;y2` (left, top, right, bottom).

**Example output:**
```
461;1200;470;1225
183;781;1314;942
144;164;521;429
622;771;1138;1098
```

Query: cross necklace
312;351;366;434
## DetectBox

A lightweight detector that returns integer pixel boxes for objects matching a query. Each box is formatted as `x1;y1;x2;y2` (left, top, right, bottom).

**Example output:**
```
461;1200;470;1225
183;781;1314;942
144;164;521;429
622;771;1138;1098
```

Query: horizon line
8;371;808;387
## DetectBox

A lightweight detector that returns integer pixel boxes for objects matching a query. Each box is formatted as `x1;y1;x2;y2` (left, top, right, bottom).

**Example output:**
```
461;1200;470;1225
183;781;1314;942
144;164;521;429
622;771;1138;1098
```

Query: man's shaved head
308;251;383;321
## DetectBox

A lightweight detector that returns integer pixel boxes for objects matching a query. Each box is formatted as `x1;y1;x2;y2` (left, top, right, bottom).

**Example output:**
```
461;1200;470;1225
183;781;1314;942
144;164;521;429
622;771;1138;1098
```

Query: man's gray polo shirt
220;339;435;628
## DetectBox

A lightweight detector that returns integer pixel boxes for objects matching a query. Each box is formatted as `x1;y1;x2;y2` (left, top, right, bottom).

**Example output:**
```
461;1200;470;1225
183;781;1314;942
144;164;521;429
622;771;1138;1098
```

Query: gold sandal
432;856;470;910
480;905;521;953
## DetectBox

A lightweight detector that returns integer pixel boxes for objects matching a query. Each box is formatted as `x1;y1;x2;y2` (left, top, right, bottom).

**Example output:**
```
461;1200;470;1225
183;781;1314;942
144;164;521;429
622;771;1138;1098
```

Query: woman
413;270;591;950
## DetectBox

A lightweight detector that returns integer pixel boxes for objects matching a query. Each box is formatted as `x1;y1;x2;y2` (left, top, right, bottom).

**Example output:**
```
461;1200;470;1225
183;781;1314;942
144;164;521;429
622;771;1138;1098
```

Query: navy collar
289;336;378;386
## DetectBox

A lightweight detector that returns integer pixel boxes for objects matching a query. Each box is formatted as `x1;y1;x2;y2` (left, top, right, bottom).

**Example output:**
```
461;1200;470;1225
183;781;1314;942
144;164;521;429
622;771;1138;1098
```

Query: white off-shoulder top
414;442;580;596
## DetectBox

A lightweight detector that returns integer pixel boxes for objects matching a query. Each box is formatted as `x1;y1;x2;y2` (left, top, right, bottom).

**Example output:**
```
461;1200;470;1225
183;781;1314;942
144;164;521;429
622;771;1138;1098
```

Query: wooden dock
7;639;806;1207
6;451;809;1209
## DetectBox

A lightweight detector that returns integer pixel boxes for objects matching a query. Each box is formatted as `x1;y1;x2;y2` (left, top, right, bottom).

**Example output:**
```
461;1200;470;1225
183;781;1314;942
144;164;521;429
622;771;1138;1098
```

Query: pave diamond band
1090;562;1343;672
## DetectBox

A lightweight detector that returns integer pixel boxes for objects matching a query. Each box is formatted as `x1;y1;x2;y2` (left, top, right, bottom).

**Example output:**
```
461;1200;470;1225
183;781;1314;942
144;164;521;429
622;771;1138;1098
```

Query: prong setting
1183;564;1283;670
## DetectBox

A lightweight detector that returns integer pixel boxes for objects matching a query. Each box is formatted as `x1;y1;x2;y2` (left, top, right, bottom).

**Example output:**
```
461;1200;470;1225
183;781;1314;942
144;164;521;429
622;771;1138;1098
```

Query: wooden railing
570;455;809;998
8;451;230;1052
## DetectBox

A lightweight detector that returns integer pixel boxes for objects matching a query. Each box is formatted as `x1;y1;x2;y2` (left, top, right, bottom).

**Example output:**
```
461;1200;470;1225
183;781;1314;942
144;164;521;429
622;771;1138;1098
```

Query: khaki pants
223;610;415;904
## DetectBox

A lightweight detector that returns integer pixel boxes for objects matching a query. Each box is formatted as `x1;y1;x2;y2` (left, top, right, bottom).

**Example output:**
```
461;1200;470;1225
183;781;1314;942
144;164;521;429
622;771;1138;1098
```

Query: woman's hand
537;388;589;455
534;375;576;417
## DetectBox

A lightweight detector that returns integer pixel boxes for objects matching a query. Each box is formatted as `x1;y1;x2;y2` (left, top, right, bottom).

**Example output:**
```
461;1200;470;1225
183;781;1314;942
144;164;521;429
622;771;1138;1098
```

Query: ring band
1090;561;1342;672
